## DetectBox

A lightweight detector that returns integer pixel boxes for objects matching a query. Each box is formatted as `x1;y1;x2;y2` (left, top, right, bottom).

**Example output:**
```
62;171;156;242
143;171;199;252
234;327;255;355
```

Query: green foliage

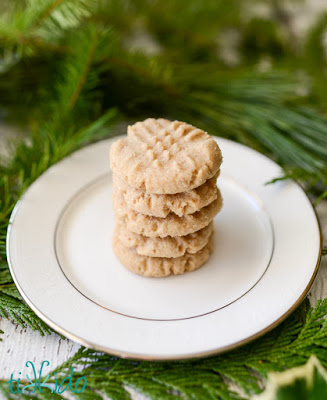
255;356;327;400
0;265;48;334
0;0;96;59
240;17;287;62
0;2;119;334
1;300;327;399
0;107;118;333
1;0;327;195
304;12;327;105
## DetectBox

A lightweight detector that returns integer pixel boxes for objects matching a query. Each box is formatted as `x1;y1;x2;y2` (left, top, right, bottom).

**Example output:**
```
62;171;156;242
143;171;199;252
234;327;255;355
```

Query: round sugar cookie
112;235;214;277
113;171;219;218
115;221;213;258
113;191;222;238
110;118;222;194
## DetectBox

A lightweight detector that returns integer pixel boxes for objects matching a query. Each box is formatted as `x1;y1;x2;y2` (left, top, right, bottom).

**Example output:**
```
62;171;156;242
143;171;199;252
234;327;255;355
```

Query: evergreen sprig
0;5;119;334
0;106;118;333
0;110;118;336
0;0;96;61
1;300;327;400
1;1;327;197
0;264;49;333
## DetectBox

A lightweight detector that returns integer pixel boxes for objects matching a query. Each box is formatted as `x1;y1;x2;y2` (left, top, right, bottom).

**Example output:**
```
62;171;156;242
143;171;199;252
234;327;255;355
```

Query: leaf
255;356;327;400
0;293;52;335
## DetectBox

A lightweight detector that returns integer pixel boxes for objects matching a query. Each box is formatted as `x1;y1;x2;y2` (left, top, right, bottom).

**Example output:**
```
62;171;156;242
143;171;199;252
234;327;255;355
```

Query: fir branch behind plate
1;300;327;400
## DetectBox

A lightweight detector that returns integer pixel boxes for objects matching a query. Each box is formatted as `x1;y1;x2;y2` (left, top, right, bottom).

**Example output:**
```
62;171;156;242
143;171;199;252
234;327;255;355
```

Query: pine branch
31;0;67;29
304;12;327;106
99;54;327;192
0;52;119;335
0;0;96;55
0;267;47;335
0;109;118;334
163;71;327;191
0;11;121;335
0;293;52;335
1;300;327;400
252;356;327;399
1;2;327;199
67;29;98;110
53;23;101;114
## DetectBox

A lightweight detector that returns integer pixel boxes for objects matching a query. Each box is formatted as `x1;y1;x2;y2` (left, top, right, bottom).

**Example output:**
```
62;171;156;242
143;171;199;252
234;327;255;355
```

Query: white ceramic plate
7;137;321;360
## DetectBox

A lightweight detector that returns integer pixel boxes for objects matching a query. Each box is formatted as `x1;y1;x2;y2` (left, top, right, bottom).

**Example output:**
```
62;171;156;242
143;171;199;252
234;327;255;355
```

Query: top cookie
110;118;222;194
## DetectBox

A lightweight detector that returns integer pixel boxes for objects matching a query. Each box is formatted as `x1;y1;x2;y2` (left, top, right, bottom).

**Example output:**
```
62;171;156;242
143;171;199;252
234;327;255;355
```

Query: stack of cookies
110;118;223;277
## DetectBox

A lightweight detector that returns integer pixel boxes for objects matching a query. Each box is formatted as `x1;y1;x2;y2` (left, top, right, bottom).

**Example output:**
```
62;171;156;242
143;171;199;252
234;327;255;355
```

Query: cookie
113;171;219;218
115;221;213;258
113;190;222;238
112;234;214;277
110;118;222;194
